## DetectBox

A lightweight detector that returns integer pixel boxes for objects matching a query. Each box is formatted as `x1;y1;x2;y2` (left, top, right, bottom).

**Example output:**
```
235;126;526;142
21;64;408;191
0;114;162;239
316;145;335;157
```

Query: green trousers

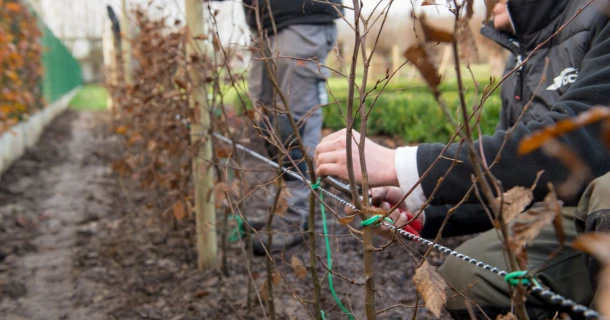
437;172;610;319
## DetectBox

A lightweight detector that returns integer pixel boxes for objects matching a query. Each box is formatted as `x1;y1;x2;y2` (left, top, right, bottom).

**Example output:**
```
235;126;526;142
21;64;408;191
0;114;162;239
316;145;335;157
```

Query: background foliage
323;77;502;143
0;0;43;134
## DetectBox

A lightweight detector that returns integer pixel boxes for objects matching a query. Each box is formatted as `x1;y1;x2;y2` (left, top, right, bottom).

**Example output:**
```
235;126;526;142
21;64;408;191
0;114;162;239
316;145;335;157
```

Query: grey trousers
248;24;337;226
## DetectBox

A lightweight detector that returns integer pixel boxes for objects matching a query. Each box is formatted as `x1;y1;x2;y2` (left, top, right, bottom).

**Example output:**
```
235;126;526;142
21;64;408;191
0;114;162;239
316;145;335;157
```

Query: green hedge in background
323;78;502;144
227;77;502;144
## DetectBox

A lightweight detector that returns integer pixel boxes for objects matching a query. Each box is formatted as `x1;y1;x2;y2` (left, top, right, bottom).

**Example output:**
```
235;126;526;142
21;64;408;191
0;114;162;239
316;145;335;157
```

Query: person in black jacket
213;0;342;255
315;0;610;318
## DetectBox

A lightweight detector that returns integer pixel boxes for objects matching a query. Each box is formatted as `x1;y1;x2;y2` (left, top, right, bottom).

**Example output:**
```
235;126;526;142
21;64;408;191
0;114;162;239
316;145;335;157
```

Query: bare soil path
0;110;464;319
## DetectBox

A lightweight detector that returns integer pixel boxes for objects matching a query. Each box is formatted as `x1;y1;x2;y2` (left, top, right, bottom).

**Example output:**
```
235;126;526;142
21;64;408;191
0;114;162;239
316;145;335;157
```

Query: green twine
228;214;244;242
314;178;354;320
504;271;542;288
361;214;394;227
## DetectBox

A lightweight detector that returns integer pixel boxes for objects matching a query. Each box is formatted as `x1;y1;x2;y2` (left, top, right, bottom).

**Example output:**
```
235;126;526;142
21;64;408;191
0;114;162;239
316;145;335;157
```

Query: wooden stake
121;0;133;86
184;0;217;270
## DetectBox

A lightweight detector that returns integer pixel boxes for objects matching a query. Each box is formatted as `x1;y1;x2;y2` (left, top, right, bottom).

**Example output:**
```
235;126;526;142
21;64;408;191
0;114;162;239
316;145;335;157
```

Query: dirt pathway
0;110;461;320
0;111;117;320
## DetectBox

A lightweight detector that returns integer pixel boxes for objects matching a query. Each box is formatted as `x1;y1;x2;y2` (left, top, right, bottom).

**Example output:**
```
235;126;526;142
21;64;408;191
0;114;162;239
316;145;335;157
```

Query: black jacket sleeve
415;18;610;213
420;204;494;239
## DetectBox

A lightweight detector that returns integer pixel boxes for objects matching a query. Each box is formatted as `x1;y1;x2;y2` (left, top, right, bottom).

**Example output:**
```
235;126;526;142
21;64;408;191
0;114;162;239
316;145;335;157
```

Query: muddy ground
0;110;470;319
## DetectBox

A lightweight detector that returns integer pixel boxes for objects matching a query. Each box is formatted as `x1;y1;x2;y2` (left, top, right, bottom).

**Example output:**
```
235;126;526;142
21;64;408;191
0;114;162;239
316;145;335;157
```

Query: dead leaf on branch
291;256;307;279
414;260;447;318
497;186;533;224
573;233;610;318
573;233;610;265
193;34;208;40
420;15;455;43
212;34;221;52
173;200;186;221
509;189;563;259
405;46;441;92
496;313;518;320
259;282;269;302
115;126;128;134
275;187;292;217
214;182;229;208
518;107;610;156
540;139;592;199
338;215;356;226
272;270;281;286
259;271;282;303
465;0;475;19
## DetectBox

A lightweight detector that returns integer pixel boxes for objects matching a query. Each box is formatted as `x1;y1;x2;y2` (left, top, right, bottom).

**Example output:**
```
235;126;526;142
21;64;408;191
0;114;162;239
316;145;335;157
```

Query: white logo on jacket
547;67;579;90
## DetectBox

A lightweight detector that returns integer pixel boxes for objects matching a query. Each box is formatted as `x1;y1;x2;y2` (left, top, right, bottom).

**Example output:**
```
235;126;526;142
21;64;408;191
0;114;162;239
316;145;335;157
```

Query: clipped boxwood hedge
227;77;503;144
323;78;502;144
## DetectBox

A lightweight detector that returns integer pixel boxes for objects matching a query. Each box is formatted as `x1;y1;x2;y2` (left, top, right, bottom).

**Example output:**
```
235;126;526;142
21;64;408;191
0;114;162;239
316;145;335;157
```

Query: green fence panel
41;24;82;103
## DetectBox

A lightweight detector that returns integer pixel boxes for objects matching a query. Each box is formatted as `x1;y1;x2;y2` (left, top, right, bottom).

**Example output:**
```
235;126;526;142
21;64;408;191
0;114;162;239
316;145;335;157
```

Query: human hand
493;1;514;33
315;129;399;187
370;187;424;239
344;186;424;239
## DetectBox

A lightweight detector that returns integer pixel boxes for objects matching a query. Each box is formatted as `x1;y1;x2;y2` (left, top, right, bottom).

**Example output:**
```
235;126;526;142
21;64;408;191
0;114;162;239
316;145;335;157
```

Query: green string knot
360;214;394;227
228;214;244;242
311;178;322;191
504;271;541;288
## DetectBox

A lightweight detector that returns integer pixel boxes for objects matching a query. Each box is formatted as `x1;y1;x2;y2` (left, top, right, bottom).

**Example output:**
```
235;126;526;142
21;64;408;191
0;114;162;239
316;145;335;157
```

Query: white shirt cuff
395;146;427;221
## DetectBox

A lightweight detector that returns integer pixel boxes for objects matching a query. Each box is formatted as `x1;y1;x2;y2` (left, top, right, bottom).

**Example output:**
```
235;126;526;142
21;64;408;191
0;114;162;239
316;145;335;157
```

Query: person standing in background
214;0;343;255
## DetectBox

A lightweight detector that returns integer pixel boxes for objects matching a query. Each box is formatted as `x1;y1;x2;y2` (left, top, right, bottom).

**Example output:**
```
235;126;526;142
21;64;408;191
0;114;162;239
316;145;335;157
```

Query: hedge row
0;0;43;134
323;78;502;143
227;77;503;144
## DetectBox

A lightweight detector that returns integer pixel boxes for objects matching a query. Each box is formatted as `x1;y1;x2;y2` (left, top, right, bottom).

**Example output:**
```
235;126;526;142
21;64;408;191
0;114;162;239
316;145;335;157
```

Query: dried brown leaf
518;107;610;155
212;34;221;52
509;191;562;256
405;46;441;92
338;215;356;226
272;270;281;286
246;109;262;123
540;140;592;198
193;34;208;40
259;281;269;302
465;0;475;19
573;233;610;317
496;313;518;320
115;126;128;134
174;77;187;90
215;145;231;159
498;186;533;224
291;256;307;279
172;200;185;221
214;183;228;208
275;188;292;217
420;16;455;43
573;233;610;265
413;260;447;317
552;209;566;249
516;249;528;270
127;133;143;146
602;118;610;149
